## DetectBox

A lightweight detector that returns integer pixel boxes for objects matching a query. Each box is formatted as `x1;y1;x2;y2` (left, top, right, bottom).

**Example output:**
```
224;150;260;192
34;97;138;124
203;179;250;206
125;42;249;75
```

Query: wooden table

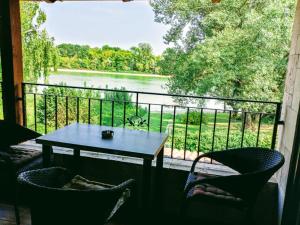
36;123;168;209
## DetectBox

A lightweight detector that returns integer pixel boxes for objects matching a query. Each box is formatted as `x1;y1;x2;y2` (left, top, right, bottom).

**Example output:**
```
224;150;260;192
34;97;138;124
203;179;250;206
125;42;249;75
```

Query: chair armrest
115;179;136;190
191;150;248;173
114;179;136;197
191;152;213;173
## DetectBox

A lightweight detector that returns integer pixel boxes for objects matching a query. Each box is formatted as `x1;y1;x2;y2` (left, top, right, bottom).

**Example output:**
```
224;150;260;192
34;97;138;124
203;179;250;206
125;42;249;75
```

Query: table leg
142;158;152;211
42;144;52;167
73;148;81;173
154;147;164;210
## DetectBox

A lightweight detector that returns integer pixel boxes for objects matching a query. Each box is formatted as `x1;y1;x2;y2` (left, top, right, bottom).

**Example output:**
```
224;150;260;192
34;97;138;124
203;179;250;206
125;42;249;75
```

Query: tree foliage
58;43;162;74
152;0;295;111
20;2;58;82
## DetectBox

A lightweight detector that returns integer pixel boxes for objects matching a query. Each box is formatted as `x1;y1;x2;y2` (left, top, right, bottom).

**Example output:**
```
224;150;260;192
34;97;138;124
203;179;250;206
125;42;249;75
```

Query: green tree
21;2;58;82
152;0;295;115
130;43;158;73
57;43;162;74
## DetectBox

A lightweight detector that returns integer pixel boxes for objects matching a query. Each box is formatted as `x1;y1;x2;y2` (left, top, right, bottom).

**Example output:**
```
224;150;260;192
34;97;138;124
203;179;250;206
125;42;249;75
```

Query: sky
40;1;170;55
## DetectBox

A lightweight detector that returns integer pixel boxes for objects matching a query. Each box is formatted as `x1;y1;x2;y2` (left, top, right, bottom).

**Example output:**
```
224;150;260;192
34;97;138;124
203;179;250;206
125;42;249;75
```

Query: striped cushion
188;173;244;205
63;175;114;190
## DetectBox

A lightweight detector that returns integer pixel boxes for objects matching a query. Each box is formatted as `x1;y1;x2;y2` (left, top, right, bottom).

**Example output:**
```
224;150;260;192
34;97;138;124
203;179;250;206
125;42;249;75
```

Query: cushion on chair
63;175;115;190
1;146;42;169
187;173;244;206
62;175;131;222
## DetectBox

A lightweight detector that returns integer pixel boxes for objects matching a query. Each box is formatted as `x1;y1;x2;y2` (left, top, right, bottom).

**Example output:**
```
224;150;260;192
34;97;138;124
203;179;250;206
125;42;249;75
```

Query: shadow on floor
1;202;233;225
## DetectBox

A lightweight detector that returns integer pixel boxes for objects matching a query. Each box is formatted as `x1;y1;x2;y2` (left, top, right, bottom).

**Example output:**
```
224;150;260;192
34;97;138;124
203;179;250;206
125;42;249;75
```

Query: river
46;70;224;111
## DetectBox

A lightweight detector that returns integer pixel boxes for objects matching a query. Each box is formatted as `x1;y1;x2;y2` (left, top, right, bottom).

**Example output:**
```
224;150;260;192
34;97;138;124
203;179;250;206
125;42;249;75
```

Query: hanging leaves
20;2;58;82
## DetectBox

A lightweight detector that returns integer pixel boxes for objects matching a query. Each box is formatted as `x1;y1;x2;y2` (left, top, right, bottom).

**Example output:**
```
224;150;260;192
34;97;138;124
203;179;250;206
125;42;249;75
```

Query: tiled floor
0;203;176;225
0;204;130;225
0;203;240;225
0;204;30;225
0;203;202;225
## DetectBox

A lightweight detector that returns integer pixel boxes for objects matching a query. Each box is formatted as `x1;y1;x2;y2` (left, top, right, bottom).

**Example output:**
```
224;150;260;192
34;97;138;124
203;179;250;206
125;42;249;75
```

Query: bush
166;128;272;153
179;111;208;125
103;86;132;103
37;85;100;128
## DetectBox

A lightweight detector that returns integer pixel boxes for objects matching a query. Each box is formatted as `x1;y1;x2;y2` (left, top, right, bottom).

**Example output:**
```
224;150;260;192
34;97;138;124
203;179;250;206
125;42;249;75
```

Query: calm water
48;71;168;93
46;71;223;111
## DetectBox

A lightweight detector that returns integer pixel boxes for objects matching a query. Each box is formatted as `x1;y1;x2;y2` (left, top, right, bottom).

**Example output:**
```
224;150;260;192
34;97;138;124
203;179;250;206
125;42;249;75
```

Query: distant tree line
57;43;163;74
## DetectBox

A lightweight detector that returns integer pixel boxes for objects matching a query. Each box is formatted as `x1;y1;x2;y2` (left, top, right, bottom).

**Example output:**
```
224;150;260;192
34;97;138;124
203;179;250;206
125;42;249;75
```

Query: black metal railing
0;81;3;120
21;82;282;161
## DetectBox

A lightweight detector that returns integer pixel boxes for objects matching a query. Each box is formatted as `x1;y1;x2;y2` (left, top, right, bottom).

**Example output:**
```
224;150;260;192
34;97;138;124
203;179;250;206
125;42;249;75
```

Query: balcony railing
0;82;3;120
3;82;283;161
21;82;283;161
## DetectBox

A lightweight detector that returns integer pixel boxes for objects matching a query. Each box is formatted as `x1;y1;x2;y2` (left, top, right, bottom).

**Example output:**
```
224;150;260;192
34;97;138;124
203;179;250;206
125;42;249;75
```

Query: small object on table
102;130;114;139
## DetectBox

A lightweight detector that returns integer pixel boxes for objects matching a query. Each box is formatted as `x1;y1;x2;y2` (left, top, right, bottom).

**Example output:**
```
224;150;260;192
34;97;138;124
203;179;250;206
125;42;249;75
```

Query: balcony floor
0;203;141;225
0;203;232;225
0;203;183;225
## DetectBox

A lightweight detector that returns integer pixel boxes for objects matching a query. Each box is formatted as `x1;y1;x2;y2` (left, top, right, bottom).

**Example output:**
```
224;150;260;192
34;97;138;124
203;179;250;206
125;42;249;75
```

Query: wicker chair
0;120;44;225
17;167;136;225
182;147;284;225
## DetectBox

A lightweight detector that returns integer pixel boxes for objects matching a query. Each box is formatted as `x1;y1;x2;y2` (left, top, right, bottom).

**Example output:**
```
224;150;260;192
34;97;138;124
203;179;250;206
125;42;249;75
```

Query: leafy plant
21;2;58;82
179;111;208;125
103;86;132;103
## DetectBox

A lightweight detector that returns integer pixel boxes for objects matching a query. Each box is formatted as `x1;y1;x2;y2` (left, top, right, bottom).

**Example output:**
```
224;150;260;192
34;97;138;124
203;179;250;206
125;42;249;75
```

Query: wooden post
0;0;24;125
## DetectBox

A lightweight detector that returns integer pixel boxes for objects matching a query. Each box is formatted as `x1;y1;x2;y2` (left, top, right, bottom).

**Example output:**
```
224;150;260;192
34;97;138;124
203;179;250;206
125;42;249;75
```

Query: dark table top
36;123;168;160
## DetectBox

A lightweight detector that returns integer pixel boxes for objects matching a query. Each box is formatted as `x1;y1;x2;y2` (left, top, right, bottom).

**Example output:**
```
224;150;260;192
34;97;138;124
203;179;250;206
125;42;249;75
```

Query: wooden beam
0;0;24;125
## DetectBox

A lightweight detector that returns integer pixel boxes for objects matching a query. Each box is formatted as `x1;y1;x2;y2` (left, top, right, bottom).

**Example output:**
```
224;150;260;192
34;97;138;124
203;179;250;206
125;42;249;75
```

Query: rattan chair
0;120;44;225
17;167;136;225
182;147;284;225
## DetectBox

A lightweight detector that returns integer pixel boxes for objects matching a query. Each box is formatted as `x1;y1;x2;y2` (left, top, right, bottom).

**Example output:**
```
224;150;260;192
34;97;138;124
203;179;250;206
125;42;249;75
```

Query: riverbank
56;68;171;78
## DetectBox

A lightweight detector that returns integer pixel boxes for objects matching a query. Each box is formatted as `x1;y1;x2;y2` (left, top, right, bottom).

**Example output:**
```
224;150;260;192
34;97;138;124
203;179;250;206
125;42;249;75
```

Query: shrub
103;86;132;103
179;111;208;125
166;128;272;153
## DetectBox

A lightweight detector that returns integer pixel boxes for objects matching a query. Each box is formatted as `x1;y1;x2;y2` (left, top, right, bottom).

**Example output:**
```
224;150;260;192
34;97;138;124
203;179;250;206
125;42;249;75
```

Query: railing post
22;83;27;127
135;93;139;116
271;103;282;149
